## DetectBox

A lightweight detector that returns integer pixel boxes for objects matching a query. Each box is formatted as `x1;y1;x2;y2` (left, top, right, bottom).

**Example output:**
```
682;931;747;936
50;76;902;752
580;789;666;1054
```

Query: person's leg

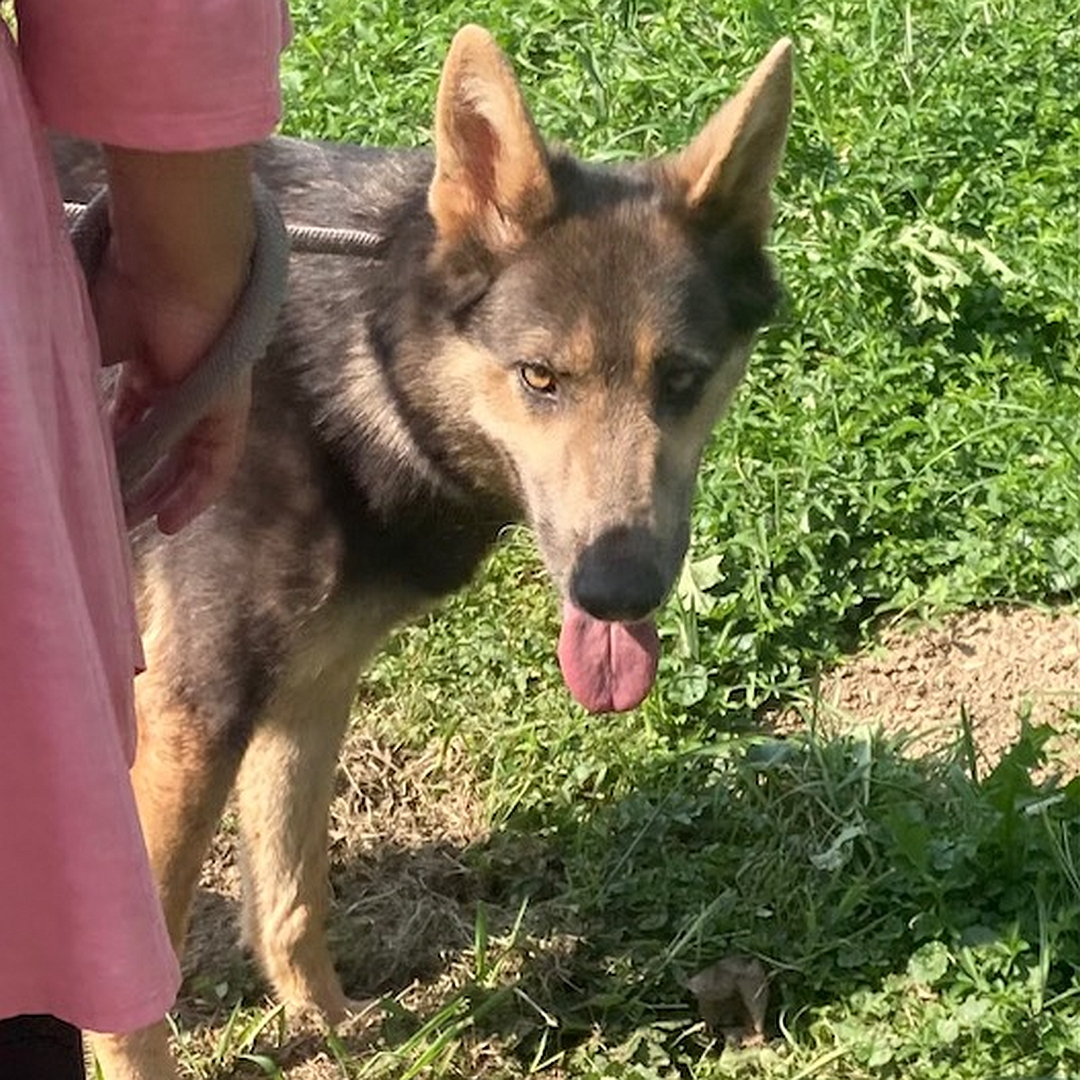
0;1014;86;1079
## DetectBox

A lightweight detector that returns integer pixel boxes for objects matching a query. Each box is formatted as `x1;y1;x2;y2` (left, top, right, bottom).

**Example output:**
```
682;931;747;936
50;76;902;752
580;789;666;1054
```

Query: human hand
94;251;254;534
95;147;257;534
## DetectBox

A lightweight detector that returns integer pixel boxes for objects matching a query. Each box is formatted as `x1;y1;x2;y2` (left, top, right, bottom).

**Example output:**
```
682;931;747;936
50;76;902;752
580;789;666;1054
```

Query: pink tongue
557;601;660;713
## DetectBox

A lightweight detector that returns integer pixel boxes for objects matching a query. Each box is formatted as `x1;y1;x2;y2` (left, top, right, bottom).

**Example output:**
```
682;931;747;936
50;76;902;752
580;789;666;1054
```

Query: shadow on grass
464;722;1080;1072
171;721;1080;1077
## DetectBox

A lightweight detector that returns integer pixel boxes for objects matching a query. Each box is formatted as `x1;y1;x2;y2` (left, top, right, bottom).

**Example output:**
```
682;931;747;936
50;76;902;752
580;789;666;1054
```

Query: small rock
687;955;769;1046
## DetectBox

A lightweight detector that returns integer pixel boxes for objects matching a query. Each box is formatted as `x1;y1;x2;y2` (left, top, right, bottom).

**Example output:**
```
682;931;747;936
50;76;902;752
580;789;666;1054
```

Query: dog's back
122;137;512;745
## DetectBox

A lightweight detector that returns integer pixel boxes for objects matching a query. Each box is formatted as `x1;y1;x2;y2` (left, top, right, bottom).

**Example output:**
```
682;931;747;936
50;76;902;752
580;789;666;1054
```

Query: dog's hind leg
89;1022;178;1080
234;654;361;1023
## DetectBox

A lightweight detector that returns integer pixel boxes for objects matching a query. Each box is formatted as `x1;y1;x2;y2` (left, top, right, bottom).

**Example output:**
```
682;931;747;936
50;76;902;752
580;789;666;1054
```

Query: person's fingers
122;451;185;531
148;385;251;534
108;377;155;439
121;395;249;532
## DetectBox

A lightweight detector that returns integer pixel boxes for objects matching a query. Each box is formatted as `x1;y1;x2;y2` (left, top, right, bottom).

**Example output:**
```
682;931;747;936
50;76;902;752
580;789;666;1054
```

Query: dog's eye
519;363;558;396
665;369;700;398
658;364;707;413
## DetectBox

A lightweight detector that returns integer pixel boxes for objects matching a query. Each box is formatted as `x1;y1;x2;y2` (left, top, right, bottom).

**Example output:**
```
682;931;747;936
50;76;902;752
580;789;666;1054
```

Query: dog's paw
285;993;380;1032
333;995;381;1027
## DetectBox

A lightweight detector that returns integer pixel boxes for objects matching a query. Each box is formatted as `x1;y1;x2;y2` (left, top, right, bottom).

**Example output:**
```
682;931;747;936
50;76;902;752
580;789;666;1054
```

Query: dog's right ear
665;39;794;243
429;25;556;255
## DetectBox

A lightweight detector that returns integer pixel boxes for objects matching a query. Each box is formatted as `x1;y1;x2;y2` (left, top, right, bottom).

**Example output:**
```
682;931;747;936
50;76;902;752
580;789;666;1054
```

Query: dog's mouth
557;600;660;713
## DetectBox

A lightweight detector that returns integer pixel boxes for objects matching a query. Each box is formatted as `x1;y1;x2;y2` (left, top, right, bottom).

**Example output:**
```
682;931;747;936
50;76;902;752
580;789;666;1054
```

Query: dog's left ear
429;25;556;254
665;39;794;241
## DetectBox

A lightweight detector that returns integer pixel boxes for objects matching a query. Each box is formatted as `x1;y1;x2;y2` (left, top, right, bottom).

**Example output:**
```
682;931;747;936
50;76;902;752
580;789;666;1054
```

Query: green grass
180;0;1080;1076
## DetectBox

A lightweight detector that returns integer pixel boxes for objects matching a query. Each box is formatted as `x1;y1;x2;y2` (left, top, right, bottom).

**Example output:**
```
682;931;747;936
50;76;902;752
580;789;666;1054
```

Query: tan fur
429;25;555;251
131;614;242;955
90;591;425;1078
340;340;449;487
89;591;246;1080
235;653;361;1020
667;37;793;239
232;589;424;1018
89;1023;177;1080
439;326;754;599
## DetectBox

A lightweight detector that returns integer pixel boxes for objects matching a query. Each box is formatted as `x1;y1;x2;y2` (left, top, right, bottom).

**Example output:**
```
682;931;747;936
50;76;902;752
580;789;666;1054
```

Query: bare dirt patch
775;604;1080;774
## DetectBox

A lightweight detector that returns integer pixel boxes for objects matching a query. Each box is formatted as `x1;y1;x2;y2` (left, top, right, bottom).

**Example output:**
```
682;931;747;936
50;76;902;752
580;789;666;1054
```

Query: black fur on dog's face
452;160;780;620
344;26;794;712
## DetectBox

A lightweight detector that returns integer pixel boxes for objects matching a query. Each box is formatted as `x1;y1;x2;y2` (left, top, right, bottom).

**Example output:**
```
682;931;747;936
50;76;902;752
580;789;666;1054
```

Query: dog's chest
283;583;434;693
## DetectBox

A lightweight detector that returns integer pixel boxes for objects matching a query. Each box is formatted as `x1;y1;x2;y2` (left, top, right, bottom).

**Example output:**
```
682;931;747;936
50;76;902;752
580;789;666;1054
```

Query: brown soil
773;604;1080;775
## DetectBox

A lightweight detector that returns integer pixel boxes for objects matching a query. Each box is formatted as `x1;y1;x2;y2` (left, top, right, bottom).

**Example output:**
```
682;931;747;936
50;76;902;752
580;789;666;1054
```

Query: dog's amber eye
519;363;558;396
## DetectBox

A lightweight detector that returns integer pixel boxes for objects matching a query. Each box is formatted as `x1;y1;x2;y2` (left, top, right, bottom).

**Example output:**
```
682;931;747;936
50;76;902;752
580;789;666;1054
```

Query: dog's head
420;26;792;712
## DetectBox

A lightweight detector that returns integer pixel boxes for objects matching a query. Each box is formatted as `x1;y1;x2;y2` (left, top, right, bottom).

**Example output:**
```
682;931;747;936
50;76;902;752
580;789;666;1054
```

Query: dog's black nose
570;527;667;622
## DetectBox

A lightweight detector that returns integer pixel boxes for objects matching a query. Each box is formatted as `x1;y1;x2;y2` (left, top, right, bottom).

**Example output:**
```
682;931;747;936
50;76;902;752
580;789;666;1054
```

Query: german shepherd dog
56;26;792;1078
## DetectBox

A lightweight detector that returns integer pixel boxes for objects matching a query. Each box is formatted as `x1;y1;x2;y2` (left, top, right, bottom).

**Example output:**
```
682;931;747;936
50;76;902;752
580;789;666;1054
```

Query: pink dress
0;1;287;1033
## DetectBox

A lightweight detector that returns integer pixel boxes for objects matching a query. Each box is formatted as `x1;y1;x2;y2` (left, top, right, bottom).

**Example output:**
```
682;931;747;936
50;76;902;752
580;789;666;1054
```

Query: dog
54;25;792;1077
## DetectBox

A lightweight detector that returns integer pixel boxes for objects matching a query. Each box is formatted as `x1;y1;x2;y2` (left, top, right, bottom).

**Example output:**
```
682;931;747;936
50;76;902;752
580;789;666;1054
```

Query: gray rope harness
65;187;385;508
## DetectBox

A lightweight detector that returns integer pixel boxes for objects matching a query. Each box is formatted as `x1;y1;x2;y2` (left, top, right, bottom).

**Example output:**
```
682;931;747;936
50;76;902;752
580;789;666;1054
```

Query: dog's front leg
235;655;362;1023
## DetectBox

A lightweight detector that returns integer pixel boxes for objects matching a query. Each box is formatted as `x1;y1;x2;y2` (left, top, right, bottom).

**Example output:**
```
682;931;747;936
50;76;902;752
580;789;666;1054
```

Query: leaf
907;941;951;986
675;555;722;615
809;824;866;872
670;663;710;708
